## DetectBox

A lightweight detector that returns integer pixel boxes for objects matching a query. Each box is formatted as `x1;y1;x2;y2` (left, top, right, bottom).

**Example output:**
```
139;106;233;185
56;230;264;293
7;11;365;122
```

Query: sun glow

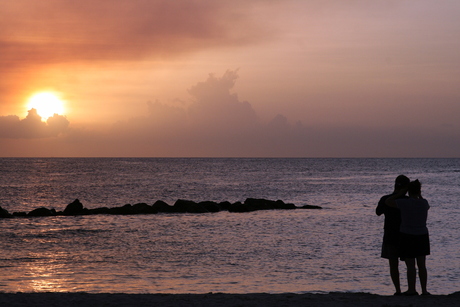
27;92;65;119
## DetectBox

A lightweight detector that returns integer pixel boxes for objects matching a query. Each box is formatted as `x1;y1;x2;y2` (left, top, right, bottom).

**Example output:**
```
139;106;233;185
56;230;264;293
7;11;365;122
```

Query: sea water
0;158;459;294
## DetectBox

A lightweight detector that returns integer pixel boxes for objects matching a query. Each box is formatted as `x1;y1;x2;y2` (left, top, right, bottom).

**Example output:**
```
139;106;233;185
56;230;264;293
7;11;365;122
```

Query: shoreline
1;292;460;307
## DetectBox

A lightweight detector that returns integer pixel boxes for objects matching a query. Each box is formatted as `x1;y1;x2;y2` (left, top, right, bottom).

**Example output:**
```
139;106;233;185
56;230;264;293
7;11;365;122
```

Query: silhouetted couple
376;175;430;296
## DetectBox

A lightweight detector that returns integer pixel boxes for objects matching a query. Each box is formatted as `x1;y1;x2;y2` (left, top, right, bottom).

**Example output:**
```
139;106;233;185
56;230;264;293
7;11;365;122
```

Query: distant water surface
0;158;459;294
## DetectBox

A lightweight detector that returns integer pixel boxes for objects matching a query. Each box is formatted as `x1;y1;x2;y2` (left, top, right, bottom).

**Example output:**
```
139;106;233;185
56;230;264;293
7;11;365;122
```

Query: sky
1;0;460;157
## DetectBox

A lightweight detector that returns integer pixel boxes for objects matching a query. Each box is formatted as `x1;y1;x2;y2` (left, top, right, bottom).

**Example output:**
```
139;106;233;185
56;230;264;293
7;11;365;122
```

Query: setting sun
27;92;65;119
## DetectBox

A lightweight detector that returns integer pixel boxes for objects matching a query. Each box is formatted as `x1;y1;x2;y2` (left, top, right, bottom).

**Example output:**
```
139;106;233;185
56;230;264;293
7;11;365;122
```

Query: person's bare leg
405;258;417;294
389;258;401;294
416;256;429;294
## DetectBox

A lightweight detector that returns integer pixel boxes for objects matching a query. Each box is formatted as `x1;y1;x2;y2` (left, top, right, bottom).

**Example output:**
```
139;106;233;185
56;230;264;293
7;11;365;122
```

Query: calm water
0;158;459;295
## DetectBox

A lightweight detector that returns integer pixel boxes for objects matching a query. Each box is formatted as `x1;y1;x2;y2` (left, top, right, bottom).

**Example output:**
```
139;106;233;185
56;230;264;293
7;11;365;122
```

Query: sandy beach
1;292;459;307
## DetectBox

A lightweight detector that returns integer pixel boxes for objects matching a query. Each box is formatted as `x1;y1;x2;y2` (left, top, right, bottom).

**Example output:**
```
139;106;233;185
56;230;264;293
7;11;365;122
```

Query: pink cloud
1;1;270;66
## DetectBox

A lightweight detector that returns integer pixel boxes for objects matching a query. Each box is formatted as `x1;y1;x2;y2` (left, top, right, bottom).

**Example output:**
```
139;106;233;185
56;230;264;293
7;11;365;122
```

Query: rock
88;207;110;215
131;203;157;214
218;201;232;210
174;199;208;213
284;203;297;209
173;199;193;213
228;198;297;212
27;207;56;217
13;212;27;217
273;200;296;210
199;201;221;213
299;204;322;209
244;198;276;211
0;206;11;218
63;199;85;215
152;200;174;213
108;204;132;215
245;198;274;210
228;201;249;212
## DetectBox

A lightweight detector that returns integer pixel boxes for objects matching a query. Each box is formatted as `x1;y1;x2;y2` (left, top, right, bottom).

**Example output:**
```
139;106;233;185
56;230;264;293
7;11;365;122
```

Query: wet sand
1;292;460;307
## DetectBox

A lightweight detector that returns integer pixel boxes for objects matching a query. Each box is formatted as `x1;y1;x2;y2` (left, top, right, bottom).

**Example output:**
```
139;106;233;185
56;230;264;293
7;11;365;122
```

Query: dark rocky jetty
152;200;174;213
0;206;12;218
0;198;322;218
27;207;57;217
63;199;85;215
299;204;323;209
228;198;297;212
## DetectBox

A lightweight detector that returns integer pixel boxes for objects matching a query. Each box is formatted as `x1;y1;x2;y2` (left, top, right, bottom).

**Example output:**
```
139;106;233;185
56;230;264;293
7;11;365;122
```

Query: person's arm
385;188;407;207
376;197;386;216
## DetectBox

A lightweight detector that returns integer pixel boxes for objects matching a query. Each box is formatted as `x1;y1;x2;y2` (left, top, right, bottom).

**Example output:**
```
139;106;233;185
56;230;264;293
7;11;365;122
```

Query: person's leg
404;258;418;294
389;258;401;294
416;256;429;294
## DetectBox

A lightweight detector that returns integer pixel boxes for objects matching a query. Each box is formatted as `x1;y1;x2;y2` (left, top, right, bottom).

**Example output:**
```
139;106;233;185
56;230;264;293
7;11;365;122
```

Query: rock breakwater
0;198;321;218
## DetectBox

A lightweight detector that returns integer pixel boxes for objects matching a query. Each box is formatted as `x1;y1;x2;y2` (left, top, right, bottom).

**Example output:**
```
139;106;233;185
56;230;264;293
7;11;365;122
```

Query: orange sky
1;0;460;157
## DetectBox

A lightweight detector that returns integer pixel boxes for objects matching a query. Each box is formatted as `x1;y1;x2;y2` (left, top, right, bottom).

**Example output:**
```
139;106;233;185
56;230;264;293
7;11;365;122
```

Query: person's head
394;175;410;191
408;180;421;197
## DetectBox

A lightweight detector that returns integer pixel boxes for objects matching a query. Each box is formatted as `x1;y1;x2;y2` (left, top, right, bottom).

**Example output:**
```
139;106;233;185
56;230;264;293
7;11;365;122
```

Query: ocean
0;158;459;295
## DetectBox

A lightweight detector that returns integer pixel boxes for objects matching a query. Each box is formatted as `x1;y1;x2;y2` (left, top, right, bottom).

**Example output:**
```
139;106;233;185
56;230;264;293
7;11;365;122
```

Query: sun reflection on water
22;253;72;292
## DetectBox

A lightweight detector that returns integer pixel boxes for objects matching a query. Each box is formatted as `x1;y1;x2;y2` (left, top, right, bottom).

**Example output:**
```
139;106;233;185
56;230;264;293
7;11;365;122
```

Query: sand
1;292;459;307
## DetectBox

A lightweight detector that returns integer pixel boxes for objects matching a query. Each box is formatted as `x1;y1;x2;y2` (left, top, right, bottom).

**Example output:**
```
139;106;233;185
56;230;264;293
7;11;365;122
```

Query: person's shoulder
377;194;391;209
420;198;430;207
379;194;392;202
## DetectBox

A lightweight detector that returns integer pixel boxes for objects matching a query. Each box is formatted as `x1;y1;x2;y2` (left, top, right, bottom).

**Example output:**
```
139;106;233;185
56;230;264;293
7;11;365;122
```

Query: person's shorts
381;242;399;259
399;232;430;258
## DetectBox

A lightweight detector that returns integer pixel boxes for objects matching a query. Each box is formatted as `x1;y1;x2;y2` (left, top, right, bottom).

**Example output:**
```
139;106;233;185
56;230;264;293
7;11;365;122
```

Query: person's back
376;174;410;295
376;194;404;253
397;198;429;235
386;179;431;295
376;194;401;230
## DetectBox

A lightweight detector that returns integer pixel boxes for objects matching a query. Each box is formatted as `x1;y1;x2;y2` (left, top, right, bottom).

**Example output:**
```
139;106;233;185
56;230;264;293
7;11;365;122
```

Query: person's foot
421;291;431;296
402;291;419;296
393;291;402;296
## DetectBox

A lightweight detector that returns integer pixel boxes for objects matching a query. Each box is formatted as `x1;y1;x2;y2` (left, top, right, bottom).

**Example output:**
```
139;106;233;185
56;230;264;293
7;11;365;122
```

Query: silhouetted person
386;180;430;295
376;175;410;295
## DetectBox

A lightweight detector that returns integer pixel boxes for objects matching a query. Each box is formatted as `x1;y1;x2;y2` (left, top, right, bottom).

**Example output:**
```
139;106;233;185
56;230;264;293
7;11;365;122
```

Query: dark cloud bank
0;109;69;139
110;70;309;157
105;70;460;157
2;70;459;157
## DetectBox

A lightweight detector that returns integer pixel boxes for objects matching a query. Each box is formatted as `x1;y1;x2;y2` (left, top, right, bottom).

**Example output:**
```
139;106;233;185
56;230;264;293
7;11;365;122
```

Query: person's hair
408;179;421;195
395;175;410;189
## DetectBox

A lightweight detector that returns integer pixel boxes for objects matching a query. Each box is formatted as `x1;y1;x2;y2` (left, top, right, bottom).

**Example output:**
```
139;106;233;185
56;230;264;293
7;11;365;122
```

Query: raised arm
385;188;407;207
